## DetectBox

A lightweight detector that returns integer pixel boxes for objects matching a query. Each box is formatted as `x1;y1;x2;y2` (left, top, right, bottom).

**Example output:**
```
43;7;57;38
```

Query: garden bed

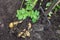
0;0;60;40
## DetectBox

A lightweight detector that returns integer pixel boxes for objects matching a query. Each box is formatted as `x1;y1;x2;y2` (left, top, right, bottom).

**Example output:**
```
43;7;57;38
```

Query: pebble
56;30;60;34
0;19;4;28
58;25;60;27
33;24;44;31
33;33;41;39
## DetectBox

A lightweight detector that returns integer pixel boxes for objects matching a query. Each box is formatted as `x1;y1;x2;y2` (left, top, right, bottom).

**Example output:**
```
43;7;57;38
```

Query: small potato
9;21;23;29
26;31;30;37
17;32;24;37
28;22;31;29
13;22;18;25
19;21;23;23
13;21;23;25
9;22;14;29
23;29;26;31
21;35;26;38
21;33;26;38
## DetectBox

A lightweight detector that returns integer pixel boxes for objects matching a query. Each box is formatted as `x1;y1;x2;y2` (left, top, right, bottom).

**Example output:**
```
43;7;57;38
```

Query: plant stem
20;0;24;9
33;0;38;8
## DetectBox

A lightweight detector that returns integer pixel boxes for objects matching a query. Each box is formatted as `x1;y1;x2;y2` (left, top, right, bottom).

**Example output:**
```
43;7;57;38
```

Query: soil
0;0;60;40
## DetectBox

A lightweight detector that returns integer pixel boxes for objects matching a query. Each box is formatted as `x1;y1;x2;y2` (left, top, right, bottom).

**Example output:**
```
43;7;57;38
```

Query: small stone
33;33;41;39
56;30;60;34
0;24;4;28
58;25;60;27
33;24;44;31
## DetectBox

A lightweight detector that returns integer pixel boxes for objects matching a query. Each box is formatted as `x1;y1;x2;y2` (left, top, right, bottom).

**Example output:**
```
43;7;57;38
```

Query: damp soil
0;0;60;40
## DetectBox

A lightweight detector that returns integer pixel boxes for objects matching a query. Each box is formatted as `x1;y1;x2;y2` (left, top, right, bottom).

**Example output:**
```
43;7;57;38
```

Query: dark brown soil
0;0;60;40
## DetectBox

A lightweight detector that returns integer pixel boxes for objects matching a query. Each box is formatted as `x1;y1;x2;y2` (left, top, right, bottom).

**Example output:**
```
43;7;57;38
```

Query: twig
39;6;51;27
45;0;60;15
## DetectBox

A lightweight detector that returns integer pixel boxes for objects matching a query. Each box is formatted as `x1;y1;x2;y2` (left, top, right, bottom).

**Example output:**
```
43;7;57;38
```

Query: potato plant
16;0;40;23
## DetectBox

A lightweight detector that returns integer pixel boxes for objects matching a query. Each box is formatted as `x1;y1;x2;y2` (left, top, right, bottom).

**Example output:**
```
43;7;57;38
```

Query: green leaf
18;16;23;20
57;5;60;8
16;0;40;23
35;10;39;15
48;11;52;17
32;18;37;23
46;2;51;7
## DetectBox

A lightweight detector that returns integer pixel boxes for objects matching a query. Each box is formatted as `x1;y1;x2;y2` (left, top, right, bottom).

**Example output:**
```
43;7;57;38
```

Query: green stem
20;0;24;9
33;0;38;8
